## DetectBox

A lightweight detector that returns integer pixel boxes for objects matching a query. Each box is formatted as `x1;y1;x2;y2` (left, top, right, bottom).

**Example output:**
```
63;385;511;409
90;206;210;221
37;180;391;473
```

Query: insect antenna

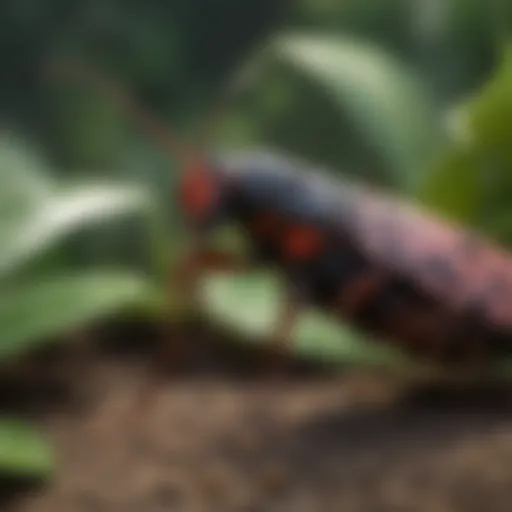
44;55;194;169
45;53;252;174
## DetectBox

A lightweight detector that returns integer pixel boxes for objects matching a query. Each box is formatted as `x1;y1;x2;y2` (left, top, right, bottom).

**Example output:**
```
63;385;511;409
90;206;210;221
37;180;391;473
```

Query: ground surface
3;326;512;512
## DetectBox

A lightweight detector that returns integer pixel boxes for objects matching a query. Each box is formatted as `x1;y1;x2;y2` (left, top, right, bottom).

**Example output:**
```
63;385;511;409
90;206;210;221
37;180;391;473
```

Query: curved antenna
45;55;193;168
191;63;254;154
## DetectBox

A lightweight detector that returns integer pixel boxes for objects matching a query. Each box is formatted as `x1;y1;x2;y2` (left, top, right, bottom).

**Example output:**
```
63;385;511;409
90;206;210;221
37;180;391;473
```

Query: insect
49;58;512;379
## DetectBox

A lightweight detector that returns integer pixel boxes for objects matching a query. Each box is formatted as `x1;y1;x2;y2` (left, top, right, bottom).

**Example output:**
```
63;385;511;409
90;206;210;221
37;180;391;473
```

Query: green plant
0;134;159;479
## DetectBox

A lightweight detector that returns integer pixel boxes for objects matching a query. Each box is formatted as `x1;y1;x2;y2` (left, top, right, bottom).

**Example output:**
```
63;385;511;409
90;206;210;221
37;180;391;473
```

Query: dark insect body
52;59;512;373
179;151;512;366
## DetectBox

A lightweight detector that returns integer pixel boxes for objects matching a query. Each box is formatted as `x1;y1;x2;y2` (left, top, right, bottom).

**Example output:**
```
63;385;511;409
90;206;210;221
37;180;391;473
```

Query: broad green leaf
416;147;482;223
273;33;444;190
0;418;53;478
199;272;408;368
0;271;155;361
0;183;151;278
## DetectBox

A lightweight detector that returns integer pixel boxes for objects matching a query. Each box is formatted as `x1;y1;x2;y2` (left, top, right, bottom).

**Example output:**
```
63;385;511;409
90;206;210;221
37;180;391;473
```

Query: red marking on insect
335;272;388;316
251;211;282;237
180;161;217;219
389;310;436;347
282;225;325;261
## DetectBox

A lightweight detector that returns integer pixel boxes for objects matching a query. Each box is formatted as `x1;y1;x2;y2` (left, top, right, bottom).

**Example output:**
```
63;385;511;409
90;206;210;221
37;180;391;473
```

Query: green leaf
273;33;444;190
416;147;482;224
0;271;155;362
0;418;53;478
417;43;512;231
0;183;151;278
199;271;408;368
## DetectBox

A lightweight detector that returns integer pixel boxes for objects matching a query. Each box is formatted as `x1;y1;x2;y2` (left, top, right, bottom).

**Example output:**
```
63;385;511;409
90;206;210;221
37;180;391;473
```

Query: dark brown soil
3;323;512;512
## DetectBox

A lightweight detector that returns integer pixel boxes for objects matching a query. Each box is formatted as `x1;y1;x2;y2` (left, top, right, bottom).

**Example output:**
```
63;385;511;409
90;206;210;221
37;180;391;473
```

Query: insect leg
165;239;253;361
260;284;305;376
129;243;254;432
173;240;251;304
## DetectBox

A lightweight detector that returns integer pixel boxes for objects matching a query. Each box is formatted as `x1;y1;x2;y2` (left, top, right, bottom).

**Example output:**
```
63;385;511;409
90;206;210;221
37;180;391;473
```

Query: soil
3;322;512;512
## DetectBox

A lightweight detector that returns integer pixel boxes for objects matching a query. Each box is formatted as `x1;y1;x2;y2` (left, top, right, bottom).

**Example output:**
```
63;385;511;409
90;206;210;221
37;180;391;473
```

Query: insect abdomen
304;246;509;362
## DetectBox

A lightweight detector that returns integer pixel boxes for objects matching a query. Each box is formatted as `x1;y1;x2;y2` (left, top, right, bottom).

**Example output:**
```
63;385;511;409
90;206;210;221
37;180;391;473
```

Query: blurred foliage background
0;0;511;481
